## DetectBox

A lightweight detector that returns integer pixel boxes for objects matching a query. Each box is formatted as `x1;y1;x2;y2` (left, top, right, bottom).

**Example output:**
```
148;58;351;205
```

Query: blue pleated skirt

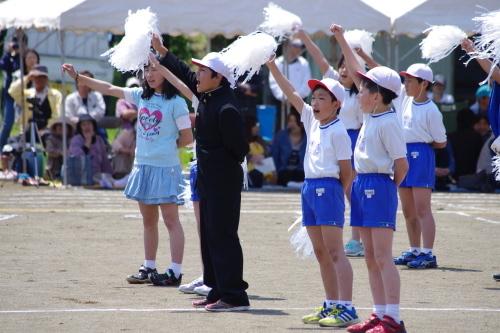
124;164;183;205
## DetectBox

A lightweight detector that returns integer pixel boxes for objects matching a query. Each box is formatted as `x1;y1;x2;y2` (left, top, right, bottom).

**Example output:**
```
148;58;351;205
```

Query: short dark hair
209;68;230;87
361;78;397;105
79;70;94;78
414;76;432;91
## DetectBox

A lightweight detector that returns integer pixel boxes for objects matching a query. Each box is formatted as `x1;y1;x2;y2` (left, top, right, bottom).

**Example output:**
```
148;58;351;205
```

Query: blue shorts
399;142;435;189
301;177;345;227
189;163;199;202
347;129;360;170
350;173;398;229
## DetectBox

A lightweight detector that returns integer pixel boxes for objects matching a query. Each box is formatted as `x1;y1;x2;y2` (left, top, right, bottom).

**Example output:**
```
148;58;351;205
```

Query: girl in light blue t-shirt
62;57;193;287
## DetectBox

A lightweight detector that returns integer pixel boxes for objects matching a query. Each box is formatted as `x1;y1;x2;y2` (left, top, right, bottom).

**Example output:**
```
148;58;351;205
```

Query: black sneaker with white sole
150;269;183;286
126;265;157;284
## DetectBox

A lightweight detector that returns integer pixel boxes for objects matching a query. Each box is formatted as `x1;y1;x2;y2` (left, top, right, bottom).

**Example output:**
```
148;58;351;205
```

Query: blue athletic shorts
347;129;360;170
350;173;398;229
301;177;345;227
189;163;199;202
399;142;435;189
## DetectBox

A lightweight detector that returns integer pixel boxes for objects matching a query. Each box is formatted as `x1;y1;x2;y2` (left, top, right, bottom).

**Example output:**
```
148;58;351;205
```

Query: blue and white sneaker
318;304;361;327
178;276;204;294
301;302;333;324
407;252;438;268
393;251;418;265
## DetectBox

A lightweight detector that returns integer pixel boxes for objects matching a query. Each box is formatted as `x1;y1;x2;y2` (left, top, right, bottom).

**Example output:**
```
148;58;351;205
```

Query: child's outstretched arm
61;64;125;99
266;59;305;113
296;29;330;76
149;53;194;101
356;48;380;70
461;39;500;84
331;24;364;90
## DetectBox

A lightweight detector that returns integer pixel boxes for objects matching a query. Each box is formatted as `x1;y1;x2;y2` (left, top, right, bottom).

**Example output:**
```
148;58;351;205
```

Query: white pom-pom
344;29;375;68
221;32;277;83
492;155;500;182
258;2;302;42
290;224;316;260
101;7;162;74
178;178;193;210
420;25;467;65
471;9;500;85
242;156;249;190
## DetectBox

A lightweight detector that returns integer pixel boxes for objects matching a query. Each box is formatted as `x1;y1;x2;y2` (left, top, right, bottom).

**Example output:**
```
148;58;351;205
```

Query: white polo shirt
301;104;352;179
354;110;407;175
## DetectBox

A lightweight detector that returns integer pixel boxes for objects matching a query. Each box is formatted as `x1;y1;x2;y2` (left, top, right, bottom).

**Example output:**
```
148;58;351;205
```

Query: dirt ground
0;182;499;332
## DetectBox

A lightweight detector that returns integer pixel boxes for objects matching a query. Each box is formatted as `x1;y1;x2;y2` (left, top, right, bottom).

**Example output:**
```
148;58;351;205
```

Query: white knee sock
144;260;156;269
373;304;386;318
169;262;182;278
385;304;400;323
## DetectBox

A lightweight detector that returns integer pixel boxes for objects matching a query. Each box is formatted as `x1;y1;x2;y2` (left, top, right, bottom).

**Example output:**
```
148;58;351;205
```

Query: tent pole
59;30;68;188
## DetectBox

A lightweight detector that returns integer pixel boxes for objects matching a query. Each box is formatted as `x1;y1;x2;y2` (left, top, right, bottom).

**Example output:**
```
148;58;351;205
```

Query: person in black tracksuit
154;37;250;309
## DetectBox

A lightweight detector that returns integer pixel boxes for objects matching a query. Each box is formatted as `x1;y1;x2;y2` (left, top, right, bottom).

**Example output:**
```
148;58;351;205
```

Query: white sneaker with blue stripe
318;304;361;327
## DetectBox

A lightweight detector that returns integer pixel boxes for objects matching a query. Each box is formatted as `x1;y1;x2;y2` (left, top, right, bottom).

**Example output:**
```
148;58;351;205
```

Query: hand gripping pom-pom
420;25;467;65
258;2;302;42
344;30;375;69
101;7;162;74
470;9;500;85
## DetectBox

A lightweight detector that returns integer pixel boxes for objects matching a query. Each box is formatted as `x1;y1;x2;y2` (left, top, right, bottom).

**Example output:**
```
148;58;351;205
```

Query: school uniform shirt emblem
365;189;375;198
309;141;320;156
403;115;413;128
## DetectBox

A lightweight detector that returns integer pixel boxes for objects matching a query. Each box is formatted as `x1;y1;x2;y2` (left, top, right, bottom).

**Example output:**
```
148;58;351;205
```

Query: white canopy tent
1;0;498;184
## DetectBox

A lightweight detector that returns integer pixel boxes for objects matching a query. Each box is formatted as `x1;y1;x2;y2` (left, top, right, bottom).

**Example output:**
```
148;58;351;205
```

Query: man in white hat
153;37;250;312
269;38;311;134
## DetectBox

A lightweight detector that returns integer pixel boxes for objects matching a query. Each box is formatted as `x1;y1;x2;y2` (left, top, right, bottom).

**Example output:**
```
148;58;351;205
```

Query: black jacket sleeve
160;51;198;97
219;105;249;163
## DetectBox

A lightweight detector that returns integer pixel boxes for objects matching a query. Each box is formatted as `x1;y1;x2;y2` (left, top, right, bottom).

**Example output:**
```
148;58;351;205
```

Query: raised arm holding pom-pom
461;39;500;84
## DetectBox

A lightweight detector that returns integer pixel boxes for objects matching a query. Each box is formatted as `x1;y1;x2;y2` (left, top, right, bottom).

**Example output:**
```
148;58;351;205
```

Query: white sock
410;247;420;254
373;304;386;318
169;262;182;278
113;174;130;187
326;299;338;309
385;304;400;323
338;300;353;311
144;260;156;269
422;248;433;255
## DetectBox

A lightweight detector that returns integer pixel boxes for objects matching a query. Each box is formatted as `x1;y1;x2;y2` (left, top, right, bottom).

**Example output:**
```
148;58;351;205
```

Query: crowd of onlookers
0;34;498;191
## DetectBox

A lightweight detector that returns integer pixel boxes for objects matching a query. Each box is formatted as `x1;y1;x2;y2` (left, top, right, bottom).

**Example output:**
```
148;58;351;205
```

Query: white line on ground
1;307;499;314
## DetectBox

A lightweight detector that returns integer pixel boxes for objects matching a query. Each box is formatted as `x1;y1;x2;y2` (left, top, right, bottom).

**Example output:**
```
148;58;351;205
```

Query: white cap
290;39;304;47
399;63;433;82
358;67;401;94
308;78;345;104
191;52;236;88
126;77;140;88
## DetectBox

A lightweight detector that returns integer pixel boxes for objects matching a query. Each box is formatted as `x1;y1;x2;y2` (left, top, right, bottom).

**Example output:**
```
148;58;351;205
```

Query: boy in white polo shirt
392;64;447;269
333;24;409;333
267;58;359;328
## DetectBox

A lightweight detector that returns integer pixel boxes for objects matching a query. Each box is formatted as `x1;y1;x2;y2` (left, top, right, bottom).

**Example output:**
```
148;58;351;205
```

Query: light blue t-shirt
124;88;189;167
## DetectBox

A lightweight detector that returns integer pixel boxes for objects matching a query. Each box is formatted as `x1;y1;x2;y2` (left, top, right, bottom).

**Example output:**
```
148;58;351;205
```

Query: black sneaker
126;265;157;284
150;269;183;286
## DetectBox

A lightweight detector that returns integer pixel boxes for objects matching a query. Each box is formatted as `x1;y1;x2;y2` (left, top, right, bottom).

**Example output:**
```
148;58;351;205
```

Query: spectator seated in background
434;143;455;191
65;70;110;143
244;115;275;188
111;118;136;179
115;77;139;130
69;114;127;187
234;71;263;118
470;84;491;117
44;117;75;181
473;114;492;144
8;64;61;139
428;74;454;104
448;108;484;180
271;109;306;187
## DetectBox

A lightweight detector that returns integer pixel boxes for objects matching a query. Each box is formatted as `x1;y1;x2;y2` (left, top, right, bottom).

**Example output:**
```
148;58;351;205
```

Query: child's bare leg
160;202;184;264
138;202;159;260
412;187;435;249
307;226;338;300
398;187;421;248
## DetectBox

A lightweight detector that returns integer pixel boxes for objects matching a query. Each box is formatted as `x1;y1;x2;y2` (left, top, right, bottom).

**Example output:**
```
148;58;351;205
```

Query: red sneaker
192;298;213;308
347;314;381;332
204;300;250;312
366;315;406;333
